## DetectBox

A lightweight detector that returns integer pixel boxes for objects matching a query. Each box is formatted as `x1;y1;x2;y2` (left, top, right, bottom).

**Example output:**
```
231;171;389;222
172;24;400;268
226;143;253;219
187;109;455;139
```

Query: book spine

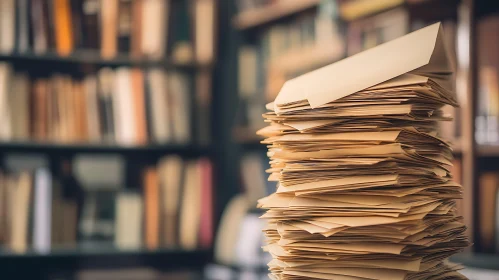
117;0;132;53
33;168;52;253
82;0;100;49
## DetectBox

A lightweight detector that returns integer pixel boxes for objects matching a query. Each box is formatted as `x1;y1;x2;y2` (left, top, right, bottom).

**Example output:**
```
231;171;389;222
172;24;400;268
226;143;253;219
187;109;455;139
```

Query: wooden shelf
0;247;211;272
339;0;404;21
452;140;463;155
232;0;321;30
0;50;211;70
208;262;268;273
477;145;499;157
339;0;460;22
270;44;344;74
450;253;499;271
0;141;209;156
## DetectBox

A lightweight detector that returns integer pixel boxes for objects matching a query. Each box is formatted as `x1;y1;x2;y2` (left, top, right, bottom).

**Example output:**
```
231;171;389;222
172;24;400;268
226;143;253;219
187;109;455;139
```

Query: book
100;0;118;59
170;0;194;63
148;69;171;143
130;0;143;58
84;75;101;142
179;161;202;250
115;192;143;249
195;71;212;145
144;167;159;249
479;172;498;252
33;168;52;253
70;0;84;49
30;0;49;53
51;179;64;246
169;72;191;143
158;156;182;247
98;68;116;142
193;0;215;64
10;74;30;140
117;0;133;53
0;0;15;54
0;63;13;140
10;172;32;253
114;67;136;145
0;172;4;243
198;158;213;248
141;0;169;59
53;0;74;56
16;0;30;53
131;68;147;144
81;0;100;49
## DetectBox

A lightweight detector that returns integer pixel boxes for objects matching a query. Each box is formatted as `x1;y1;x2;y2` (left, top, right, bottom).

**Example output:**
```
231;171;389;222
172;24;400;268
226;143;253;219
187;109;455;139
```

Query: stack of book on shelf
476;15;499;145
0;156;213;253
236;0;344;131
0;62;195;145
345;7;408;56
0;0;215;63
257;23;469;279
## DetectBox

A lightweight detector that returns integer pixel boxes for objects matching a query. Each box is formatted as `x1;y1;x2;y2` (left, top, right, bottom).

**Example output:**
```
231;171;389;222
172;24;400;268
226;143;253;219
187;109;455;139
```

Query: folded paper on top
274;22;453;111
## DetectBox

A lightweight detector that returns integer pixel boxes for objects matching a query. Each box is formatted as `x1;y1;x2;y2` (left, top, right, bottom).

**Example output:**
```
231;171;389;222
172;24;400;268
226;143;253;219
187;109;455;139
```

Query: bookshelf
226;0;499;272
0;0;219;278
232;0;322;30
1;248;210;278
476;145;499;157
0;51;212;69
0;142;209;156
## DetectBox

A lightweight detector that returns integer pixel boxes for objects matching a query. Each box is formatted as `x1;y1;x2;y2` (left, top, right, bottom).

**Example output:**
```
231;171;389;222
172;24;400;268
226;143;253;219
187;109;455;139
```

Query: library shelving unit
0;141;209;156
1;248;211;277
0;49;217;278
227;0;499;271
0;51;211;69
0;3;222;279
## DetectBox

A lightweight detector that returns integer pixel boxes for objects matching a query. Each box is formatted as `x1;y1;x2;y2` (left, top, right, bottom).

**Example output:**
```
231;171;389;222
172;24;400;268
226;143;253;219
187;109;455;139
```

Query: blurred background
0;0;498;279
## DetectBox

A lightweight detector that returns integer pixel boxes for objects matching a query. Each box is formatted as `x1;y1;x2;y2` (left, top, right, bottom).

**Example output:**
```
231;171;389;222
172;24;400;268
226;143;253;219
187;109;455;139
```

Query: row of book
476;15;499;145
235;0;428;20
0;0;215;63
237;1;344;130
0;156;213;253
0;62;212;145
345;7;408;56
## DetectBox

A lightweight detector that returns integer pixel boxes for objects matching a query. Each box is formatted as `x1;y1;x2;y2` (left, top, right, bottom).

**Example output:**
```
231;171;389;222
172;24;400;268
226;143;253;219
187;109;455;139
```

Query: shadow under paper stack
257;22;470;280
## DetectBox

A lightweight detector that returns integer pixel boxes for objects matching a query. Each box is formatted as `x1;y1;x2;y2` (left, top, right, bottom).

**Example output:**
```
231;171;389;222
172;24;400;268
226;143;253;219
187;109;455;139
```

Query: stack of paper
257;23;469;280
